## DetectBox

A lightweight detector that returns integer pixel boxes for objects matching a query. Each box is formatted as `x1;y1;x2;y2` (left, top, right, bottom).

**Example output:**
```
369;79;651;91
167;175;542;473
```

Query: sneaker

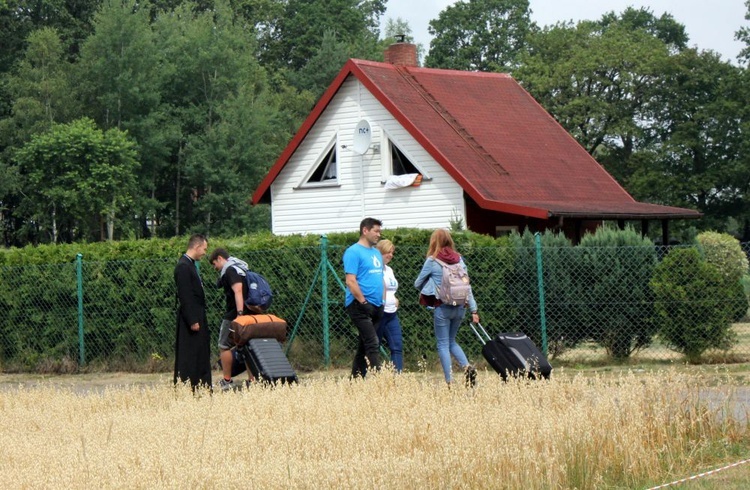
219;378;236;392
464;365;477;388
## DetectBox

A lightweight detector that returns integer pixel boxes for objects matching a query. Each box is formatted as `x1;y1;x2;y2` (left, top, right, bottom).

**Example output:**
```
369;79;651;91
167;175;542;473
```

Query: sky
382;0;748;64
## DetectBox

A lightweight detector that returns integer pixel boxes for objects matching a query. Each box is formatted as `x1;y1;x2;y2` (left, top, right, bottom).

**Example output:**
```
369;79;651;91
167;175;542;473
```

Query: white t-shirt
383;265;398;313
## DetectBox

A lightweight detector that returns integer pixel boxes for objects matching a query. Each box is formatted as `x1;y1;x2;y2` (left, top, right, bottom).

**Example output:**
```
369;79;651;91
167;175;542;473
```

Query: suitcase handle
469;322;491;345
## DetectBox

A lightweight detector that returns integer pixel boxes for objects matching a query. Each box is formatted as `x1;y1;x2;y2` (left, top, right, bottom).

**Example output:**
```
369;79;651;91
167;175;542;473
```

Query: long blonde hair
427;229;455;258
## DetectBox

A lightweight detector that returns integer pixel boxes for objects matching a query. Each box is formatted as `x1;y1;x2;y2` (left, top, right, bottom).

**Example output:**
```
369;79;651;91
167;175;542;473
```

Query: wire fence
0;237;748;373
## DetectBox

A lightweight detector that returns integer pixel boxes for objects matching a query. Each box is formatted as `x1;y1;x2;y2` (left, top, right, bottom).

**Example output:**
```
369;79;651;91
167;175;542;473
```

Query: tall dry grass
0;370;748;489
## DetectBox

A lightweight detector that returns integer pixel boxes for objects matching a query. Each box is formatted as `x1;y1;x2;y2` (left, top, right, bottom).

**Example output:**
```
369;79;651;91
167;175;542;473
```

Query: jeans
346;301;384;378
377;311;403;372
434;304;469;383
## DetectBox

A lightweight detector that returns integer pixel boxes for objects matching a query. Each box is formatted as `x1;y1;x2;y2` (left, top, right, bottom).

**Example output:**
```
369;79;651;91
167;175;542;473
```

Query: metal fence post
76;253;85;366
321;235;331;367
534;233;548;356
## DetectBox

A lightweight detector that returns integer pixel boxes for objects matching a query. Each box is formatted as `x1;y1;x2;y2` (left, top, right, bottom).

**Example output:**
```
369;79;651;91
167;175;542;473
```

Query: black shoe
465;365;477;388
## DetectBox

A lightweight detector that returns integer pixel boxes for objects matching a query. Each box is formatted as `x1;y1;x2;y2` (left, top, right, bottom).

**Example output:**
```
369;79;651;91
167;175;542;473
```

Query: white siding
270;77;465;235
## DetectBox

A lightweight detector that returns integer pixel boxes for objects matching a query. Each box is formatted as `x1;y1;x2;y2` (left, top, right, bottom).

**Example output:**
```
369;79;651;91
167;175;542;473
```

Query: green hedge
0;228;746;372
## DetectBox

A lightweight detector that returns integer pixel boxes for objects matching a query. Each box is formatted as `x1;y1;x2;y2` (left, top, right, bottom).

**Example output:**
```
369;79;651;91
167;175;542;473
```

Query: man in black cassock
173;234;212;390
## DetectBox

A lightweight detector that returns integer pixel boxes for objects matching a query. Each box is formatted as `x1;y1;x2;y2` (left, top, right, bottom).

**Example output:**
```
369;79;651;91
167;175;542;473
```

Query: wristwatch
359;299;368;305
237;310;245;316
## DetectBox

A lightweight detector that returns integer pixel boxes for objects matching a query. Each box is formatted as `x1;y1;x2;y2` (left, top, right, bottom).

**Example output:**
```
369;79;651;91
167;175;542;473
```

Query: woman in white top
375;239;403;372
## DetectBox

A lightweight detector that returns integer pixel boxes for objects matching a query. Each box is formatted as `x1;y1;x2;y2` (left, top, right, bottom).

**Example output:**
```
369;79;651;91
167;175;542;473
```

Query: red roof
252;59;700;220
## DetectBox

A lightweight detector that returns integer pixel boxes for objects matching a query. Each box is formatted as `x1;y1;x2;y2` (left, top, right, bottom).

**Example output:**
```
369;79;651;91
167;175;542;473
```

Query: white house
252;43;700;242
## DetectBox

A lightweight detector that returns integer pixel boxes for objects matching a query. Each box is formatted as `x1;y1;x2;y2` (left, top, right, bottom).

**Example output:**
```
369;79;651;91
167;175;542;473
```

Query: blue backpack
243;270;273;313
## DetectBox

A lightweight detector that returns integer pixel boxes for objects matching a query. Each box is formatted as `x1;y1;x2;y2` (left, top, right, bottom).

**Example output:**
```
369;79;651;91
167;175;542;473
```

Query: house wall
269;76;466;235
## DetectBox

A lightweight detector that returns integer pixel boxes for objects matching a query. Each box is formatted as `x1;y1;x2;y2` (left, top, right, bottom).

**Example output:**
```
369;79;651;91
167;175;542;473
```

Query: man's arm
232;281;244;314
345;273;367;304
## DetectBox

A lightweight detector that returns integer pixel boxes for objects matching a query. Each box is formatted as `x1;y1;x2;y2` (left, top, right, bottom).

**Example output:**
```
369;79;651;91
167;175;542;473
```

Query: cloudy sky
382;0;748;64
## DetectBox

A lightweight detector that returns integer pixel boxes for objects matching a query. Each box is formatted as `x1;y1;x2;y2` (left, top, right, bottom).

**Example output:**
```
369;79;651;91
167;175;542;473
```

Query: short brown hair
359;217;382;235
208;248;229;264
187;234;207;250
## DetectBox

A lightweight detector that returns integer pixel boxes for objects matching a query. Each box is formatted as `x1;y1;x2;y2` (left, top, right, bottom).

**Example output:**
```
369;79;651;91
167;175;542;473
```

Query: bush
696;231;749;321
504;230;576;358
574;226;658;359
650;248;737;363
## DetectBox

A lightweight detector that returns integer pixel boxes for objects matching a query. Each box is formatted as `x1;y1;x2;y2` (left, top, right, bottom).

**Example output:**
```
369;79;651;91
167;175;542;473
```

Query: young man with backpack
209;248;254;391
414;229;480;387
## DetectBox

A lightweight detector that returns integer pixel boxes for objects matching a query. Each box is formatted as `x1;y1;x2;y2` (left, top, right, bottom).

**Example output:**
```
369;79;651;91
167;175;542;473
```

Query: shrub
696;231;749;321
574;226;658;359
504;230;576;358
650;248;737;363
696;231;749;282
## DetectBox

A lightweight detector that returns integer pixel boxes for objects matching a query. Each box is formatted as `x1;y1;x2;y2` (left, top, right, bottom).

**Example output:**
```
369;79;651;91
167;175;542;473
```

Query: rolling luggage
470;323;552;381
239;338;298;385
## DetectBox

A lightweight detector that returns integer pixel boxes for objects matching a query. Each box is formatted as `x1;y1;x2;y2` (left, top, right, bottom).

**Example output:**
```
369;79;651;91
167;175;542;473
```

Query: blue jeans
377;311;403;372
434;304;469;382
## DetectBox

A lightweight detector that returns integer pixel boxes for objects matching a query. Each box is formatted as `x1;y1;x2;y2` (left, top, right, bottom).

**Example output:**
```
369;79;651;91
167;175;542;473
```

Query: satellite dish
352;119;372;155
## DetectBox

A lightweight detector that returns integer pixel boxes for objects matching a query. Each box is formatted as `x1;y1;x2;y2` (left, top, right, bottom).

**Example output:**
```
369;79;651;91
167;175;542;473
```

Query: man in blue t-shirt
343;217;385;378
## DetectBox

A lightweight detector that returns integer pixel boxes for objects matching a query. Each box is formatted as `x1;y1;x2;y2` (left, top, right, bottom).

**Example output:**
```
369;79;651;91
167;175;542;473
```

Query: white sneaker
219;378;237;392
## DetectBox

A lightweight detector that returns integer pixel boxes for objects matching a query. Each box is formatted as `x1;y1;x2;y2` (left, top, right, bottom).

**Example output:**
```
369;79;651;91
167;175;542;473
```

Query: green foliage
503;229;576;356
651;248;737;363
287;29;351;96
14;117;140;242
425;0;533;72
575;227;658;359
737;0;750;64
696;231;750;321
696;231;749;282
261;0;385;72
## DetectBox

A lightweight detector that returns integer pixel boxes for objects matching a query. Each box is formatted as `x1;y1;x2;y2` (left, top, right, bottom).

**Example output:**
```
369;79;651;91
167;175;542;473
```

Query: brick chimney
384;39;418;67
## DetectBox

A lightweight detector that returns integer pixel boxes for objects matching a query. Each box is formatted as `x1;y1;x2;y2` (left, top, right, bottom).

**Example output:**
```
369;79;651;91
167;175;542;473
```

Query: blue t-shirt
343;243;384;307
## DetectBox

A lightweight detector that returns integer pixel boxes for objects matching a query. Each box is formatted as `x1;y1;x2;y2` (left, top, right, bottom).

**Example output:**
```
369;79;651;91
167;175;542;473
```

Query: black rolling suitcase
240;338;298;385
470;323;552;381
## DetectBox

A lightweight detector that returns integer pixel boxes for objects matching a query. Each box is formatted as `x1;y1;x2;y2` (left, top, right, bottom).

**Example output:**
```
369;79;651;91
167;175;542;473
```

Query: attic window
381;136;430;188
302;137;338;187
390;141;419;175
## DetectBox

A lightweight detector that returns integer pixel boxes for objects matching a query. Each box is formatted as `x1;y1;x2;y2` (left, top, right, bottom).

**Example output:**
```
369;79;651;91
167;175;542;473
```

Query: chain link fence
1;238;748;373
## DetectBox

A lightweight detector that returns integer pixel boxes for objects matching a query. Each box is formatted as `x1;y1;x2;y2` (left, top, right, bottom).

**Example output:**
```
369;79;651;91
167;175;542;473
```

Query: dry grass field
1;367;749;489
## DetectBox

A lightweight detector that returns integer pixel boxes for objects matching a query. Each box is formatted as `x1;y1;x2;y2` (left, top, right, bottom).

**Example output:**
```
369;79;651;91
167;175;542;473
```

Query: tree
1;27;78;141
154;0;286;236
0;26;80;246
15;118;139;242
515;8;750;236
260;0;386;72
516;10;676;159
736;0;750;65
0;0;99;73
627;50;748;231
425;0;533;72
287;30;351;96
76;0;178;239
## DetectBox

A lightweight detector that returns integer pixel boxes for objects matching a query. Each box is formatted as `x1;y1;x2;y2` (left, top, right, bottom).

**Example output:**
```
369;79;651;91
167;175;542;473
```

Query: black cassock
173;254;212;390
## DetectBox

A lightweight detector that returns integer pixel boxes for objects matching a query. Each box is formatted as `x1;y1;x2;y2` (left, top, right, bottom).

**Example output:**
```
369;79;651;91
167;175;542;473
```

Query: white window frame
299;134;339;188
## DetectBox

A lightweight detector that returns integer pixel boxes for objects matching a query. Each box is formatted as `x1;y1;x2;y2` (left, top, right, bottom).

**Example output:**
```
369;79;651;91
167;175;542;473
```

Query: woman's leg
382;313;404;372
448;306;469;368
433;306;452;382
